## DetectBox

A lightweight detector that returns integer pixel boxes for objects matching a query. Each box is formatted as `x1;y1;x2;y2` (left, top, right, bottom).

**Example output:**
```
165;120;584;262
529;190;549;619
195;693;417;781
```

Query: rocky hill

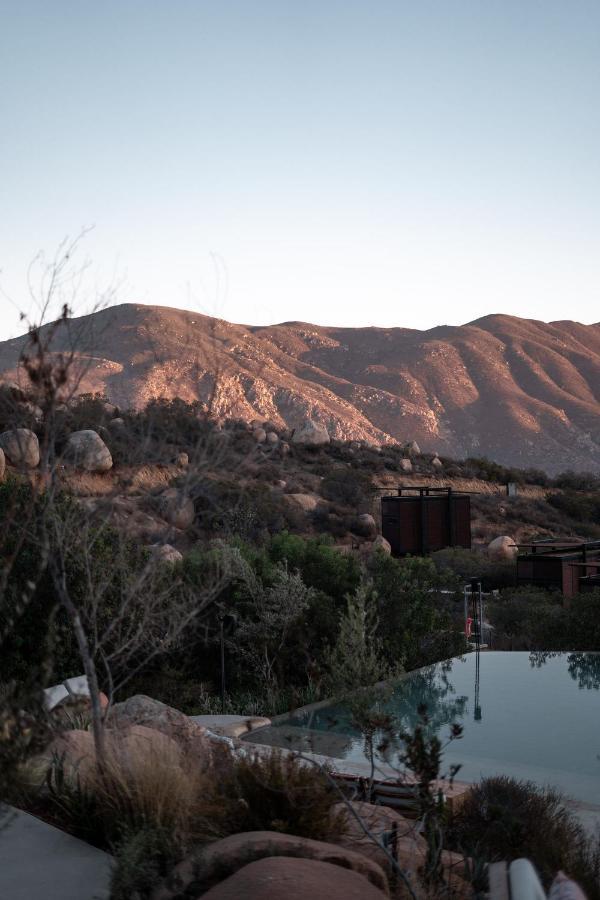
0;303;598;473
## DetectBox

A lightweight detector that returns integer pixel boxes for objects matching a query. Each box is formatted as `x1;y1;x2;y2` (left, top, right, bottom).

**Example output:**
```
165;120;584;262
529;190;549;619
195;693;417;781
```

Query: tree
325;582;394;694
0;236;252;766
233;562;315;698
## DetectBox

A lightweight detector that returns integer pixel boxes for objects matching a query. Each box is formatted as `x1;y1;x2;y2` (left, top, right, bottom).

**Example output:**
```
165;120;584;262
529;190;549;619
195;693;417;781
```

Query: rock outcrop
64;430;113;472
149;543;183;564
292;420;330;447
0;428;40;468
372;535;392;555
199;857;387;900
156;488;195;530
1;305;599;473
106;695;218;763
358;513;377;534
152;830;389;899
488;535;519;559
44;725;181;788
333;801;467;893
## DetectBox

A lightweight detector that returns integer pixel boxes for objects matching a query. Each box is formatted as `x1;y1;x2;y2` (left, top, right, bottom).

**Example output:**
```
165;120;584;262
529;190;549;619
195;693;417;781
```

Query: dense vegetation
2;390;600;898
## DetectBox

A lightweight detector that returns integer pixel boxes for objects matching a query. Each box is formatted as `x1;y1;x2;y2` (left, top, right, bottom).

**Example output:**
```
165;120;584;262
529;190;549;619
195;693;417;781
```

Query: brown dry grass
60;463;180;497
375;472;552;499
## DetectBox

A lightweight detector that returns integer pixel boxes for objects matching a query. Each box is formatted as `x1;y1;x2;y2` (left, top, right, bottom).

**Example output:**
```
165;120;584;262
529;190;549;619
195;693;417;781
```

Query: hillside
0;303;599;473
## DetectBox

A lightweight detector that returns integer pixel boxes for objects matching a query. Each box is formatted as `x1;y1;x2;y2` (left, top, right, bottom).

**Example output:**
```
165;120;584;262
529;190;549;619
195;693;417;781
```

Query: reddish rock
372;535;392;554
156;488;195;530
106;694;222;766
488;535;518;559
152;830;389;899
43;724;181;788
333;800;468;895
195;857;387;900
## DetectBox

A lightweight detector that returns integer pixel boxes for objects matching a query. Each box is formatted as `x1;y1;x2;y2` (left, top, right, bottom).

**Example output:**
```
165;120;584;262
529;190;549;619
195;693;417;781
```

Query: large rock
149;543;183;564
200;858;388;900
291;419;330;447
45;729;96;785
431;455;443;470
333;801;466;893
399;458;413;473
405;440;421;456
152;831;389;899
358;513;377;534
156;488;195;530
44;725;181;789
488;535;518;560
106;695;217;761
253;428;267;444
372;534;392;555
64;430;113;472
0;428;40;468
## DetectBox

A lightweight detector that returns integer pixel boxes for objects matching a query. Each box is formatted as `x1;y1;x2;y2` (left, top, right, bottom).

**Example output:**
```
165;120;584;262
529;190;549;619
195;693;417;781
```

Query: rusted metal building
516;540;600;600
381;486;471;557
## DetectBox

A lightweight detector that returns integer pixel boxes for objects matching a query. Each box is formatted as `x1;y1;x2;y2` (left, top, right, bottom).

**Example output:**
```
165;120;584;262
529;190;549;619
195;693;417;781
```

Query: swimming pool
245;652;600;805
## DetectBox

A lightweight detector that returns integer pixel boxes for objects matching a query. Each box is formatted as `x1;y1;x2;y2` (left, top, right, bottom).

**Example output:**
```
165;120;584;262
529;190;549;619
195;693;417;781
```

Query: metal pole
220;616;226;715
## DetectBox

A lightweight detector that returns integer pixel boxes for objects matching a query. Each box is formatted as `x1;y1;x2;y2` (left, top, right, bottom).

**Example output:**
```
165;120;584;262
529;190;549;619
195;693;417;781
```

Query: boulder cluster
0;426;114;474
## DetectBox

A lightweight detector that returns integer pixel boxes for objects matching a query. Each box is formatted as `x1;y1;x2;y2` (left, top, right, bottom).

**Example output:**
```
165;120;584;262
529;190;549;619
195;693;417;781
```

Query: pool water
246;652;600;804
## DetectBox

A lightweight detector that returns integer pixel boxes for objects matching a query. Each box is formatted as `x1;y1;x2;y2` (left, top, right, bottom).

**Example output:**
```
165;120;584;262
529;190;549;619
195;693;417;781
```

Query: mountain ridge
0;303;598;474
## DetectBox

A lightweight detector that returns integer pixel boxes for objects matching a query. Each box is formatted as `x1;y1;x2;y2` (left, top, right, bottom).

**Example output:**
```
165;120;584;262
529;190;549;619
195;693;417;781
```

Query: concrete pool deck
0;807;112;900
190;713;271;738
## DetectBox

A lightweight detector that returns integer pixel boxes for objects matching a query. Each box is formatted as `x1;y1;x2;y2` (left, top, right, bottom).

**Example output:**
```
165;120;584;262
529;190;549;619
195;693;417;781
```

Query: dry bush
450;776;600;899
196;749;347;843
44;729;205;846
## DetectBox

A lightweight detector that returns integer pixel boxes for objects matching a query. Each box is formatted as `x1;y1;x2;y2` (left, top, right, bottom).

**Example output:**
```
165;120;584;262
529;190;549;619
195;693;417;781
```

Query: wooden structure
381;487;471;557
516;539;600;600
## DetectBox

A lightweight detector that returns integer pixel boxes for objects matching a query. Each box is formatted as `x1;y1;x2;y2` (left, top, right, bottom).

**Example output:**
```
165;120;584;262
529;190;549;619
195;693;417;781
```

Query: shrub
547;490;600;527
320;466;374;509
431;547;516;590
268;532;361;603
450;776;600;897
199;750;346;842
368;552;464;669
487;588;564;649
45;731;204;848
111;826;181;900
488;589;600;651
325;583;395;694
193;480;304;541
311;504;351;538
41;740;344;897
553;470;600;492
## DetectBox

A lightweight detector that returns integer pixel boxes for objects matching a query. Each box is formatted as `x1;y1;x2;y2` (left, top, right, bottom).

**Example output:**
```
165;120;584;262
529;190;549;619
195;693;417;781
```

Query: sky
1;0;600;340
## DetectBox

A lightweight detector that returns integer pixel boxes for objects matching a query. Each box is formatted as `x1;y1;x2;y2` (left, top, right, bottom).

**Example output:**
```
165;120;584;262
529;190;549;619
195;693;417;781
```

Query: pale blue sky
1;0;599;339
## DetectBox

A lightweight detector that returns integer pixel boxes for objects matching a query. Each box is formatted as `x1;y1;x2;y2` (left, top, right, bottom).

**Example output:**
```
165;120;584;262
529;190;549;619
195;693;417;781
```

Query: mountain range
0;303;598;474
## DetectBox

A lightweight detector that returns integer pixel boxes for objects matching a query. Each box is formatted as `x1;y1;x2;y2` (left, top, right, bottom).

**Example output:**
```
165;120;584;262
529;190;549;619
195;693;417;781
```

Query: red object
465;617;473;638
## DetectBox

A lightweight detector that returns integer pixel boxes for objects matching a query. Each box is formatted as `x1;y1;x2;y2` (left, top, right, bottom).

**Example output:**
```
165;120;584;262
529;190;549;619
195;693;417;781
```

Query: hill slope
0;304;598;473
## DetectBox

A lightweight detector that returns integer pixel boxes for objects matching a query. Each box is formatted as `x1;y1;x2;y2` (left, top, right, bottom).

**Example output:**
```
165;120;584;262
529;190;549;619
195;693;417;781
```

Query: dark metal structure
516;539;600;601
380;486;471;557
